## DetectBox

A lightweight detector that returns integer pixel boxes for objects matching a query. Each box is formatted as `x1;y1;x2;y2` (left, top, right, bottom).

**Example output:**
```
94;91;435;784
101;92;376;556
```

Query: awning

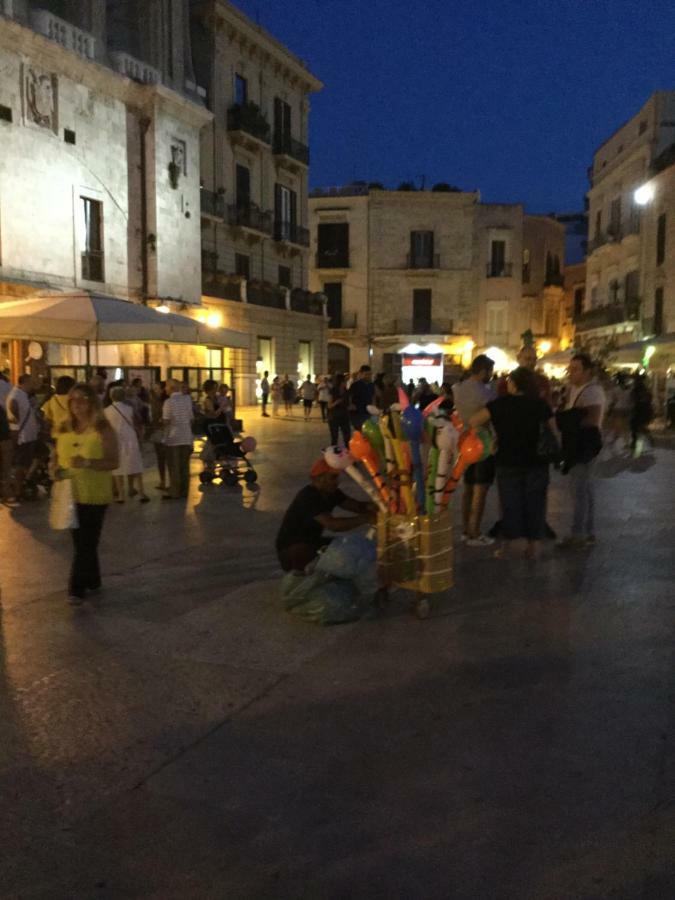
613;334;675;365
0;293;249;349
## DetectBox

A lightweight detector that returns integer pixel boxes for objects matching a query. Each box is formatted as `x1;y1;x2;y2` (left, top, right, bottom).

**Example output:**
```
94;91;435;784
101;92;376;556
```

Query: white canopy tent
0;293;250;356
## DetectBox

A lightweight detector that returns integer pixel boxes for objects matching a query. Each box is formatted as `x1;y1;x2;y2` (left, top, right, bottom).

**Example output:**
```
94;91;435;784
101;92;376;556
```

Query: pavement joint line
131;671;291;792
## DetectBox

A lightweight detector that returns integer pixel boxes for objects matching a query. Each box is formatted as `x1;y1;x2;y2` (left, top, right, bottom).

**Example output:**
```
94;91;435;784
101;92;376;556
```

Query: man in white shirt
6;373;39;497
162;379;194;499
559;353;605;548
300;376;317;421
452;354;496;546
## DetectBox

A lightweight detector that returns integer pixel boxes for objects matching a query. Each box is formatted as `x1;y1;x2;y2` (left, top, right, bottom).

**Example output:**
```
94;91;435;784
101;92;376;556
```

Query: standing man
300;375;317;421
260;371;270;418
452;355;496;546
6;373;39;499
348;365;375;431
558;353;605;548
162;379;194;500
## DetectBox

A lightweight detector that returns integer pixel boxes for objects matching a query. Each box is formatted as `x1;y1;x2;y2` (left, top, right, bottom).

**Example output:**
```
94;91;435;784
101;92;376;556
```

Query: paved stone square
1;409;674;899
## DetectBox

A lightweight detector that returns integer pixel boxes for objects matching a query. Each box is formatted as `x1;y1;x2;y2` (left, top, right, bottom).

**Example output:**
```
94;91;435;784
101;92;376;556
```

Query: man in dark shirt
348;365;375;431
276;458;376;572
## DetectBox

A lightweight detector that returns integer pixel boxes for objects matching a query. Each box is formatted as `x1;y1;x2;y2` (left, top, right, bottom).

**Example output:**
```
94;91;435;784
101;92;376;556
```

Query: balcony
316;252;349;269
328;311;357;330
406;253;440;270
201;273;243;302
227;203;273;237
544;273;565;287
274;221;310;248
31;8;95;59
109;52;161;85
486;262;513;278
246;281;286;310
200;189;226;220
226;103;271;148
380;319;455;335
290;288;324;316
484;332;510;347
574;301;640;331
273;135;310;168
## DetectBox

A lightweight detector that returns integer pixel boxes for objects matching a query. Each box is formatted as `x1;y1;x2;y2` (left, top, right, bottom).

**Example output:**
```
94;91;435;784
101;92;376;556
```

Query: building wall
0;14;210;306
640;162;674;335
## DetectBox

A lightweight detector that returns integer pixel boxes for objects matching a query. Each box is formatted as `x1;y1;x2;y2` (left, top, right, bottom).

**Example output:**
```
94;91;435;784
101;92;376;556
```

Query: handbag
537;421;560;464
49;477;79;530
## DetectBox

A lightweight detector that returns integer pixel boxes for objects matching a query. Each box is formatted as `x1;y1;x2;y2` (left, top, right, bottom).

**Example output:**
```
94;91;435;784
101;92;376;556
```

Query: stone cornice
192;0;322;95
0;17;212;128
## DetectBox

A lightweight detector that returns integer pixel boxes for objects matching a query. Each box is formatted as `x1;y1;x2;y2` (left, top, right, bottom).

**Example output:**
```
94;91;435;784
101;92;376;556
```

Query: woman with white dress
103;387;149;503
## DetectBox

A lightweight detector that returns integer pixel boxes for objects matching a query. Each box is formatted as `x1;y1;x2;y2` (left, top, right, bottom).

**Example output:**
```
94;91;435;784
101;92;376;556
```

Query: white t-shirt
6;386;39;444
300;381;317;401
452;378;495;425
567;381;606;421
162;393;194;446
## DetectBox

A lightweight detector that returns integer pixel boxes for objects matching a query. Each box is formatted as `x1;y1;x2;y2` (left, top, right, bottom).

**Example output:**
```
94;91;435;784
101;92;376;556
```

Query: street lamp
634;183;655;206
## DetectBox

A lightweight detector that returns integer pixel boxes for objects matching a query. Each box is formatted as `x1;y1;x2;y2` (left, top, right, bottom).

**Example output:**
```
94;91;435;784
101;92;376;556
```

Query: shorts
464;456;495;486
303;399;313;409
13;440;37;469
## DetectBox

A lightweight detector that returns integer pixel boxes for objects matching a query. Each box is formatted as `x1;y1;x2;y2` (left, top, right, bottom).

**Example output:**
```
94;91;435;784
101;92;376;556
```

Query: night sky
233;0;674;214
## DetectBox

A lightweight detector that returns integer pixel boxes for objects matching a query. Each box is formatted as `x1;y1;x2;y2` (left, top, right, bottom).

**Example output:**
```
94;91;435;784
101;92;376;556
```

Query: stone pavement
1;409;675;899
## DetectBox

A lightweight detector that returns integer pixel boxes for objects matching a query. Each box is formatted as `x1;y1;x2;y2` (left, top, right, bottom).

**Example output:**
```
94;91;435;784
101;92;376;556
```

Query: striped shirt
162;393;194;446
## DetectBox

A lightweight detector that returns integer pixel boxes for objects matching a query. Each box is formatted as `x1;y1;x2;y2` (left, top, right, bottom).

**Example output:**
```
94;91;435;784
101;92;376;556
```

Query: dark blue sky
233;0;674;214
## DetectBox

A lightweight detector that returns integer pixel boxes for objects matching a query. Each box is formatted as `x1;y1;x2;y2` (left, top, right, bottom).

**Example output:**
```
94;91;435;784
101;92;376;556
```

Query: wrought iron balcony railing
227;203;273;235
274;221;310;247
406;253;440;269
226;104;271;145
274;135;310;166
486;262;513;278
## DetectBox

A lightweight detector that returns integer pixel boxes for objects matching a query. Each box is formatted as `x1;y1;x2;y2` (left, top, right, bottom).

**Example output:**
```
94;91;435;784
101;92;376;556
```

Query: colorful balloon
323;445;353;470
349;431;390;505
362;418;386;469
421;395;444;418
401;406;426;512
397;387;410;409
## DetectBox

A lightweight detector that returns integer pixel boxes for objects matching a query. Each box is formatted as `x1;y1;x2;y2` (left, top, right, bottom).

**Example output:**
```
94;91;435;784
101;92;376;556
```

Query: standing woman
470;366;554;560
104;387;149;503
317;376;331;422
54;383;119;605
281;375;295;416
327;372;351;447
271;376;282;417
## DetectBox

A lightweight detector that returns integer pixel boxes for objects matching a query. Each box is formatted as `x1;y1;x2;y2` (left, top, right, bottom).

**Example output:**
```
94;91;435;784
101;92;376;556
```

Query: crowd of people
0;346;661;608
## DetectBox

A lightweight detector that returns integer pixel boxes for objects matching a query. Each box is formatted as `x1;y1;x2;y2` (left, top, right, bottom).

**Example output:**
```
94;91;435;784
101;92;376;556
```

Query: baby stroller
199;422;258;487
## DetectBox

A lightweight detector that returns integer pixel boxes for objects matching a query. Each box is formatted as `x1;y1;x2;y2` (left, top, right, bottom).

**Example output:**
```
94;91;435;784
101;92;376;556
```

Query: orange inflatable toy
349;431;390;506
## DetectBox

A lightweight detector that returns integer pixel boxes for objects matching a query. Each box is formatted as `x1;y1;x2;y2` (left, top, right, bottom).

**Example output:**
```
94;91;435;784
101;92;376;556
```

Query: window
274;183;297;241
609;197;621;236
486;301;508;340
573;287;585;317
273;97;292;152
522;248;530;283
80;197;104;282
317;222;349;267
236;164;250;208
235;74;247;106
298;340;312;380
323;282;343;327
590;286;598;308
0;104;12;123
654;287;664;335
609;279;620;304
624;270;639;303
595;210;602;238
409;231;435;268
412;289;432;333
639;120;648;135
64;128;76;144
234;253;250;279
656;213;666;265
278;265;291;288
488;240;508;277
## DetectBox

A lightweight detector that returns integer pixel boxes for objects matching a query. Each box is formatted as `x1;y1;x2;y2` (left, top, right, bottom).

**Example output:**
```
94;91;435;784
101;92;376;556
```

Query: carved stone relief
23;64;58;132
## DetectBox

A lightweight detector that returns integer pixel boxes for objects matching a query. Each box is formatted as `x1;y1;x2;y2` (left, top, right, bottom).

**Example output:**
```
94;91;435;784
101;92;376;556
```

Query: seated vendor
276;458;377;572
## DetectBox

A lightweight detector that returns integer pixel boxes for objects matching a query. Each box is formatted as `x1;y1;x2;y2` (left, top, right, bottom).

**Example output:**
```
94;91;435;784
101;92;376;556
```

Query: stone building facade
309;186;565;376
190;0;327;401
579;91;675;356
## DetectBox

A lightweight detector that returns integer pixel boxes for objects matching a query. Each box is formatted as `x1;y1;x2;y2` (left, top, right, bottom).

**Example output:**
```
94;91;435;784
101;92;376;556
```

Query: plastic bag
49;478;78;530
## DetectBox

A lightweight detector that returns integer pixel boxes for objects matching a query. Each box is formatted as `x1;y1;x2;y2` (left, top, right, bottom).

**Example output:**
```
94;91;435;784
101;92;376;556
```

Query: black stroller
198;422;258;487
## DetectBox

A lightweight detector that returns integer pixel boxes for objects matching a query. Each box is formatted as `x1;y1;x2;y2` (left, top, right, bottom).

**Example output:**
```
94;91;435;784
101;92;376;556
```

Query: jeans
568;460;595;537
329;416;351;447
70;503;107;597
496;465;549;540
166;444;192;498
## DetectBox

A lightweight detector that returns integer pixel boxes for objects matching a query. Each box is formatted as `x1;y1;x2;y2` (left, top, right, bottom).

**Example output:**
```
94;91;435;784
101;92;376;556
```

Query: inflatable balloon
324;446;387;513
426;444;440;515
476;426;495;461
433;422;458;510
349;431;390;506
239;436;257;454
362;418;386;470
401;405;426;513
366;404;382;418
421;395;444;418
397;387;410;409
451;411;463;431
440;429;485;507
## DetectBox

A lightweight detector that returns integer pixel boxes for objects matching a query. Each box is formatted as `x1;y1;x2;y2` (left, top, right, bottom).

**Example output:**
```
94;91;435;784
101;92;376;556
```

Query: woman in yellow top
42;375;75;437
54;383;119;605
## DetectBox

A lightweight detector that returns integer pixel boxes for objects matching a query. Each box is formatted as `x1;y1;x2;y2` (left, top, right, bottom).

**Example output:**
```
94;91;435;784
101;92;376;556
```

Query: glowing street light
538;340;552;355
155;303;170;314
634;183;655;206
